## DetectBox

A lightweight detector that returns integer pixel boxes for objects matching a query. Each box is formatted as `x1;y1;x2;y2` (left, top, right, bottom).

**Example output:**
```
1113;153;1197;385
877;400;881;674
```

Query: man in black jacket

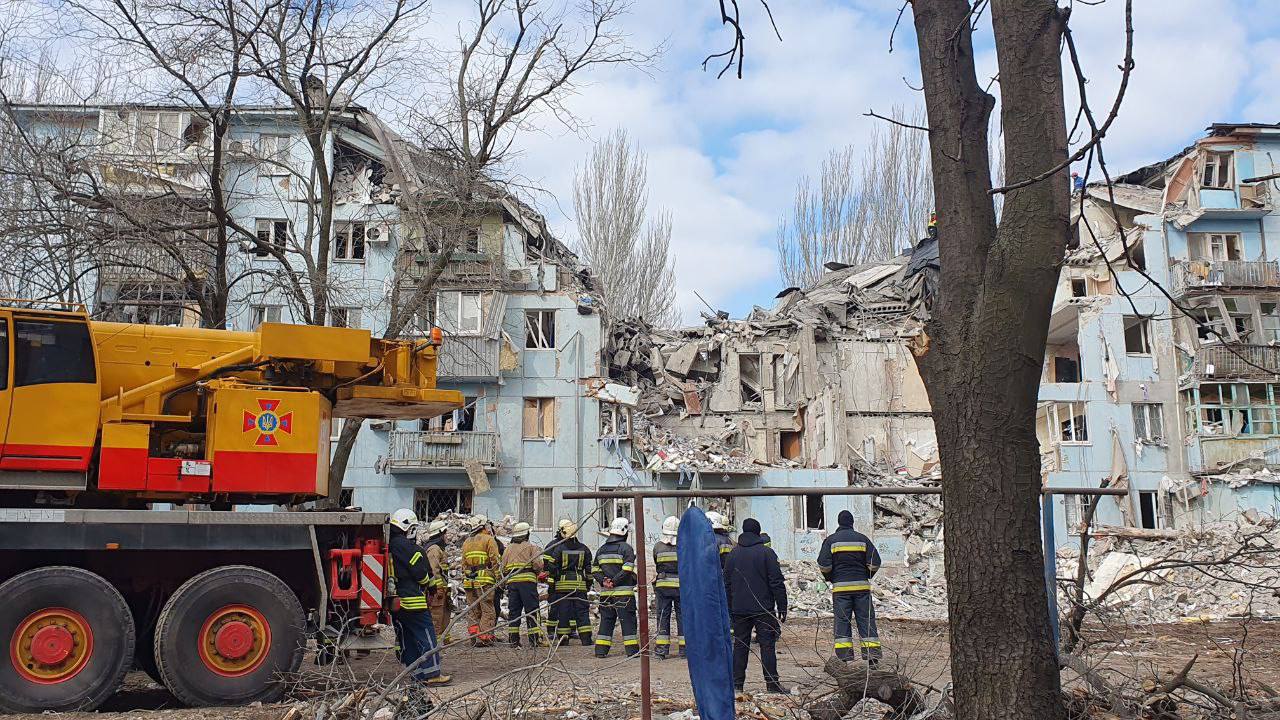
817;510;882;664
388;509;451;686
723;518;788;694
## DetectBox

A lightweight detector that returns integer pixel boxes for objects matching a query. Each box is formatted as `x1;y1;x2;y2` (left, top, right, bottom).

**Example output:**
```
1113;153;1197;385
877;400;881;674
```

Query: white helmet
608;517;630;537
708;511;727;532
390;508;419;532
661;516;679;538
558;518;574;534
469;514;489;531
562;522;579;538
512;522;531;538
426;520;447;538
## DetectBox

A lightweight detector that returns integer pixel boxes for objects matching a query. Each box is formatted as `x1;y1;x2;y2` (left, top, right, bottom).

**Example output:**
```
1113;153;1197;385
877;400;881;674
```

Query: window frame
1122;316;1152;355
792;495;825;531
249;304;282;327
1047;401;1089;444
519;487;554;530
333;221;367;262
329;306;362;329
597;491;634;531
525;309;556;349
1201;151;1234;190
254;218;291;255
522;397;556;440
599;404;632;438
257;133;291;176
1132;402;1165;444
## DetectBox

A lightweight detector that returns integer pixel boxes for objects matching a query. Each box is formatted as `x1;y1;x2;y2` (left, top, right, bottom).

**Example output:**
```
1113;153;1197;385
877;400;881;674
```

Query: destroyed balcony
1171;260;1280;298
437;335;502;380
387;431;499;472
94;242;209;282
397;251;502;286
1190;344;1280;381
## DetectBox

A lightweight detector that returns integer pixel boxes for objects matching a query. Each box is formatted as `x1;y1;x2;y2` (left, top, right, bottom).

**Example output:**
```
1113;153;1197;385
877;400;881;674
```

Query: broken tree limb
806;657;931;720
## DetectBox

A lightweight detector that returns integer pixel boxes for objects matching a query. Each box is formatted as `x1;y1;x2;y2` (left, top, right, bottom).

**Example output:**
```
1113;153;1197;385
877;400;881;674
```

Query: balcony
437;335;502;380
1172;260;1280;298
1190;344;1280;381
387;431;499;472
94;241;210;282
397;251;502;285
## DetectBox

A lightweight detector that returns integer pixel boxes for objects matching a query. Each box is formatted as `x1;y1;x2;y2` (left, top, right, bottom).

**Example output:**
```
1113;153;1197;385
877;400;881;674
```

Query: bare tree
776;106;933;288
573;128;678;326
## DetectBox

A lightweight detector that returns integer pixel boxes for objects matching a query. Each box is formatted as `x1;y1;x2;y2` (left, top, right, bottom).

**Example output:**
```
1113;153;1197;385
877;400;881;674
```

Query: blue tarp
678;506;735;720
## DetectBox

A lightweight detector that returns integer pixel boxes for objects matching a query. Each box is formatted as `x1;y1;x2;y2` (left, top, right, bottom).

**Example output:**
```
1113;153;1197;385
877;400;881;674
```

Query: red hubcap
214;621;253;660
29;626;74;665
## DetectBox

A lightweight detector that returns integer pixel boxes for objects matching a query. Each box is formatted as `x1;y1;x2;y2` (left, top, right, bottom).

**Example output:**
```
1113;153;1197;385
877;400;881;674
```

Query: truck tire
0;566;135;713
154;565;305;707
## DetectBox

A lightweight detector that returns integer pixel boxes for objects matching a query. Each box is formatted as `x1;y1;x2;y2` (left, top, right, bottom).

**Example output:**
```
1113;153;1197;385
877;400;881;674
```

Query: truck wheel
0;567;135;713
154;566;305;707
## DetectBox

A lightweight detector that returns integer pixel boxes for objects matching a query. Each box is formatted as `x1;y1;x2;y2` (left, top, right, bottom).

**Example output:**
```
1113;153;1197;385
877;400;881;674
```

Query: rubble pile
634;415;760;473
1059;518;1280;623
782;548;949;623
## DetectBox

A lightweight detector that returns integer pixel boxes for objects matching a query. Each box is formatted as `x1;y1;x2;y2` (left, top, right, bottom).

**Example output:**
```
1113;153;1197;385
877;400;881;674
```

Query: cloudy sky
446;0;1280;322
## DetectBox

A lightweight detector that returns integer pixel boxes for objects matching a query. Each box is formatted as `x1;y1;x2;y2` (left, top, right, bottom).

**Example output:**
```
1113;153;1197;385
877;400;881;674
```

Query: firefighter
709;511;735;568
817;510;882;665
388;509;451;686
545;521;593;646
500;521;544;646
593;517;639;658
724;518;787;694
423;520;453;644
460;514;501;646
652;516;684;659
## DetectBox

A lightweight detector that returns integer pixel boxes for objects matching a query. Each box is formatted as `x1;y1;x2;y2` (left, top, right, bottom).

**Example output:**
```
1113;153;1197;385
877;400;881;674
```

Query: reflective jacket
546;537;592;592
424;537;450;591
541;532;564;592
714;530;735;567
593;536;637;598
816;525;881;593
500;539;544;584
652;540;679;591
389;527;432;611
460;530;501;589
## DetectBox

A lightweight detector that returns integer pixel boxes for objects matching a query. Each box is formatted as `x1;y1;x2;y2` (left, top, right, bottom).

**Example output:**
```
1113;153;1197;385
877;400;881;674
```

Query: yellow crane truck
0;301;463;713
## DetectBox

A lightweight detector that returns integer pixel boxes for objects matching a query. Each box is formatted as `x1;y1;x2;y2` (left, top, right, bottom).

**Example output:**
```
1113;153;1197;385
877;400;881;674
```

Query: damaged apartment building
1042;123;1280;539
607;243;942;563
12;102;640;540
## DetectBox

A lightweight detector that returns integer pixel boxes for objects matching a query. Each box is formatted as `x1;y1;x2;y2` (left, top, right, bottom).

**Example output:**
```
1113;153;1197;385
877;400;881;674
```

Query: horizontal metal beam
562;486;1129;500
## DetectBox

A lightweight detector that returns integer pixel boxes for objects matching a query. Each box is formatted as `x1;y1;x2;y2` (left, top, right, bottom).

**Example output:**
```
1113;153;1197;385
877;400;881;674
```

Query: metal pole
1042;492;1060;659
563;486;1127;500
634;495;651;720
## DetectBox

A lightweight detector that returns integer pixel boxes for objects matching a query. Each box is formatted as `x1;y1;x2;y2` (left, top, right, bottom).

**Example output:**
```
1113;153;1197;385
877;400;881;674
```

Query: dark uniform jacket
723;531;787;617
390;527;433;611
652;540;679;591
593;536;637;598
714;530;735;567
816;526;881;593
545;537;593;592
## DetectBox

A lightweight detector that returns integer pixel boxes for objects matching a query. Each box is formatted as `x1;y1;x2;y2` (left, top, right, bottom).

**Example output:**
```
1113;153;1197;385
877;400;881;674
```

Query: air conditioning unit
365;223;393;243
225;139;250;157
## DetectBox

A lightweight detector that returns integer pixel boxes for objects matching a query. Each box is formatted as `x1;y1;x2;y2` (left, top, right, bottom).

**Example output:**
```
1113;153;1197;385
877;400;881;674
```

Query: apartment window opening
792;495;824;530
525;310;556;349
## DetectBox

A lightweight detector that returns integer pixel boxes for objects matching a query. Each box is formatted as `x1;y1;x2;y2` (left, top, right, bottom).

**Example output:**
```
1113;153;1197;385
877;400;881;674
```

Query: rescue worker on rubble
593;517;640;657
545;520;594;646
500;521;545;646
724;518;788;694
388;509;452;686
460;514;501;646
423;520;453;644
817;510;882;665
652;516;684;659
709;511;735;568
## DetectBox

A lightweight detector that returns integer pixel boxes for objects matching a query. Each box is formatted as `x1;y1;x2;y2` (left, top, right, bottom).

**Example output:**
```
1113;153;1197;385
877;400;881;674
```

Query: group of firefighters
384;505;883;691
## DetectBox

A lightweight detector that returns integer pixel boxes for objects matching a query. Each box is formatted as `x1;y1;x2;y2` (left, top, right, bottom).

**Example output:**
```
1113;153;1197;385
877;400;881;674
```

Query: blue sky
500;0;1280;322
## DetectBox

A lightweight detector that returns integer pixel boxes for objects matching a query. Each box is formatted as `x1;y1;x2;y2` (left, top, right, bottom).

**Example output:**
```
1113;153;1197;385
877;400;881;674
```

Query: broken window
334;221;366;261
773;354;798;407
1054;356;1081;383
414;488;473;521
1191;233;1242;262
1188;302;1230;343
437;291;483;335
1223;297;1255;340
329;307;361;329
1201;151;1234;189
597;492;634;531
1138;491;1168;530
522;397;556;439
600;405;632;438
422;397;476;432
463;227;481;253
257;133;291;175
779;429;803;460
739;353;763;405
525;309;555;349
99;282;195;327
1123;316;1151;355
254;218;290;255
250;305;281;327
1063;494;1094;533
792;495;824;530
127;111;192;154
1047;401;1089;443
1262;301;1280;344
1132;403;1164;443
1070;278;1087;297
519;488;554;529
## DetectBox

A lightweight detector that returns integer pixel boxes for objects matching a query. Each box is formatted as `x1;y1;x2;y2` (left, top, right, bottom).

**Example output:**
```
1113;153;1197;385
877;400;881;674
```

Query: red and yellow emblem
241;399;293;447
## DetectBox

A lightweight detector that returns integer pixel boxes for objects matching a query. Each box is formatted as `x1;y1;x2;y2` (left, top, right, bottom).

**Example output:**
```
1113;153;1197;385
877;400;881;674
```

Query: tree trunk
808;657;932;720
322;415;365;508
910;1;1071;719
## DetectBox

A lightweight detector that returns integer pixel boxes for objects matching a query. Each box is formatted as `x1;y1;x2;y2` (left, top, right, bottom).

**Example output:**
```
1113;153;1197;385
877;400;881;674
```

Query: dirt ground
18;618;1280;719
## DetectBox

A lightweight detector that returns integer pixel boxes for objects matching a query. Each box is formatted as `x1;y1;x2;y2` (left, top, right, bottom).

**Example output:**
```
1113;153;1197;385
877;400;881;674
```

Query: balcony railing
436;335;502;380
1172;260;1280;297
1191;344;1280;380
387;431;499;472
94;239;212;282
397;251;503;285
